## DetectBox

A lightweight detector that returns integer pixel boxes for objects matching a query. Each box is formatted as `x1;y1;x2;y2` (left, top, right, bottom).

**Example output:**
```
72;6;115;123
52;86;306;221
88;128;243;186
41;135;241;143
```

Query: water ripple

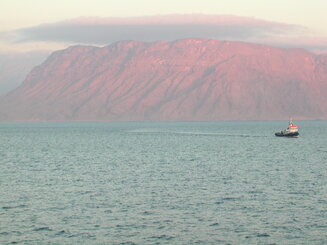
0;121;326;244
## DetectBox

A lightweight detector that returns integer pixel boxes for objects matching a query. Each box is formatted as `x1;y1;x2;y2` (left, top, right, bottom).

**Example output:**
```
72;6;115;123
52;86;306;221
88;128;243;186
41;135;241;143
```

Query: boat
275;119;299;137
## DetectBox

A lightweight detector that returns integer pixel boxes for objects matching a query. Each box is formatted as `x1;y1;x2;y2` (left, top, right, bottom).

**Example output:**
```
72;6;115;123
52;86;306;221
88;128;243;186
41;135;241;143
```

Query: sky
0;0;327;53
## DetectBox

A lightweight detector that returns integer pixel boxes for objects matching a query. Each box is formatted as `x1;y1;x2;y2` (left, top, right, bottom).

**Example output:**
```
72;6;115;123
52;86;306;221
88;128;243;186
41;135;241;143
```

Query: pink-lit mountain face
0;39;326;121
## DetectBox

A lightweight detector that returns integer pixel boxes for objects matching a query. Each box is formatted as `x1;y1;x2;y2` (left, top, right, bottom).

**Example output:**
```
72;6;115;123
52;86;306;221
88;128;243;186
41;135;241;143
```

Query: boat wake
127;130;267;138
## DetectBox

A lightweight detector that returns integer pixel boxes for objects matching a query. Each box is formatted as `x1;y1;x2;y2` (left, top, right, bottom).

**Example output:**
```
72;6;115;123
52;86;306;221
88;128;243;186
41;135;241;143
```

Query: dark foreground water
0;121;326;244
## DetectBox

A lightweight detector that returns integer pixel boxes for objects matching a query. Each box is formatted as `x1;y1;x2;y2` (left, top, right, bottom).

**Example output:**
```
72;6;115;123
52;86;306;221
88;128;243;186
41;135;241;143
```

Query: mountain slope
0;39;326;121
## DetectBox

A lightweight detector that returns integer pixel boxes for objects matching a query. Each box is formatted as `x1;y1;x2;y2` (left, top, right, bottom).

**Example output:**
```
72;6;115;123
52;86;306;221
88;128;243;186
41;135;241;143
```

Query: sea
0;121;326;245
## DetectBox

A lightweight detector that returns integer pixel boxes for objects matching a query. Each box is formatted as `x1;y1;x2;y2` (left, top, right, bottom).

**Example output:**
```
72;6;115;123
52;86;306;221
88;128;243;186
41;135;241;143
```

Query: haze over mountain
0;39;326;121
0;52;48;94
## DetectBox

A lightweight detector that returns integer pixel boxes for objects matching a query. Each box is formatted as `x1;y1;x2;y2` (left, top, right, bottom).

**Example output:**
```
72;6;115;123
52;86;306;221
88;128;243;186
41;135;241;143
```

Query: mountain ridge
0;39;326;121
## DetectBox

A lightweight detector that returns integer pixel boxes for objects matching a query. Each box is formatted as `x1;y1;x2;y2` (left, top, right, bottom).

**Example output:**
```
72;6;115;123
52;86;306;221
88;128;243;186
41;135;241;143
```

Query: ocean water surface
0;121;326;244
